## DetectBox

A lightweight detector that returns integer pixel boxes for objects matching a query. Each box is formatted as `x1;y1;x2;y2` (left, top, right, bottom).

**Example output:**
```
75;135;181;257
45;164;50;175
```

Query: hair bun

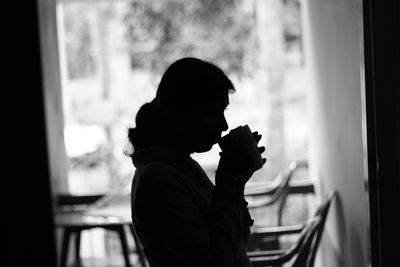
127;101;161;151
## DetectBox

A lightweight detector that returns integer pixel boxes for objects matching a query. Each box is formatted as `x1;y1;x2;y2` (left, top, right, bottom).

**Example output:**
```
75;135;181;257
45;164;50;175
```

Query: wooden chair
245;160;309;213
247;190;337;267
245;160;310;250
55;193;147;267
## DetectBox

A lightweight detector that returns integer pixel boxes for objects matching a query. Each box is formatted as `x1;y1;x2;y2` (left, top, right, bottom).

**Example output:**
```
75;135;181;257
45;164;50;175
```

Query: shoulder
134;162;182;188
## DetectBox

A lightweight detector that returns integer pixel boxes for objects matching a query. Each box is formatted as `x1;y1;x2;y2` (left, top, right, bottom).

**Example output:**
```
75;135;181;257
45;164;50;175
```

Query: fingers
258;146;267;164
252;131;262;143
257;143;267;165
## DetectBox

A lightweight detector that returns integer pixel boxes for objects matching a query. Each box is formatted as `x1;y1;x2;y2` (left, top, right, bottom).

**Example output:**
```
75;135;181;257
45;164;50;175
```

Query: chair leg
115;225;132;267
74;231;82;267
60;228;72;267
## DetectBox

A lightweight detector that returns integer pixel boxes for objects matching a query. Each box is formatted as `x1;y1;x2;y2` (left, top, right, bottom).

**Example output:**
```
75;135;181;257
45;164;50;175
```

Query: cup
218;125;264;171
218;125;243;152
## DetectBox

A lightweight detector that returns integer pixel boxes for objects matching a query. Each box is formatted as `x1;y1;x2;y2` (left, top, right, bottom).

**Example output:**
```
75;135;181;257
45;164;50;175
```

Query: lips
215;134;223;144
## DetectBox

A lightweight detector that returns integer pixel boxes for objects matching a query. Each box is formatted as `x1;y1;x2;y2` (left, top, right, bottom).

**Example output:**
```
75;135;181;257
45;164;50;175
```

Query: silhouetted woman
127;57;266;266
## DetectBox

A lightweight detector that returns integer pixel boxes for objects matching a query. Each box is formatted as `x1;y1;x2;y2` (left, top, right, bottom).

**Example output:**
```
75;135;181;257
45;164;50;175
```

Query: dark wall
2;1;57;266
363;0;400;266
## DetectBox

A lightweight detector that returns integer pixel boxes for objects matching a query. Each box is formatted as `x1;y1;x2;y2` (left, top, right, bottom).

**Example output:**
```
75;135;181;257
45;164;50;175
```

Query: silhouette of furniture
55;193;147;267
245;160;309;221
247;190;337;267
245;160;311;250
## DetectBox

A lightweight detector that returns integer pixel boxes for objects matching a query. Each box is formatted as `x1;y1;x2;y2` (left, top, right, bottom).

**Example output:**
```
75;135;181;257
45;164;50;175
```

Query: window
57;0;308;195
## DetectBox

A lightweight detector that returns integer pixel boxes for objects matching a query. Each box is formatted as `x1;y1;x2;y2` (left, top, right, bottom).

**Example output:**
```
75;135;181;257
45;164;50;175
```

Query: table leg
74;231;82;266
60;228;71;267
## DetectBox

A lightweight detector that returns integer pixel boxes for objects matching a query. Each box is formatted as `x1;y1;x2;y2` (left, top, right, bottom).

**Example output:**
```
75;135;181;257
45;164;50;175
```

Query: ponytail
126;100;161;155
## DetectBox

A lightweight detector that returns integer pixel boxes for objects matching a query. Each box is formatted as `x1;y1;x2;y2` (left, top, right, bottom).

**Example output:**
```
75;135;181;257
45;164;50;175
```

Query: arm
134;163;245;267
216;128;265;246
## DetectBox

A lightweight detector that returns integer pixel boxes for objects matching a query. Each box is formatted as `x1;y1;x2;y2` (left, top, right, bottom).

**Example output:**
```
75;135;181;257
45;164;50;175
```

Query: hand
215;128;267;189
236;131;267;187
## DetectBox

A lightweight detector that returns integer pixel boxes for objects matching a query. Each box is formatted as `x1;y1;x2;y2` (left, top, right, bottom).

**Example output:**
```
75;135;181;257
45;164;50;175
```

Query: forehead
204;91;229;109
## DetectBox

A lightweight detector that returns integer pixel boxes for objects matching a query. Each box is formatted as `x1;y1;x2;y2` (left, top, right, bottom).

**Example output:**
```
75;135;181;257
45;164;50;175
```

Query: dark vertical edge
361;0;381;266
362;0;400;266
2;0;58;266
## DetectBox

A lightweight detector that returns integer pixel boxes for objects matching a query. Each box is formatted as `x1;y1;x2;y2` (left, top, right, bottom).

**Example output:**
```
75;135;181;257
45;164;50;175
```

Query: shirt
131;148;254;267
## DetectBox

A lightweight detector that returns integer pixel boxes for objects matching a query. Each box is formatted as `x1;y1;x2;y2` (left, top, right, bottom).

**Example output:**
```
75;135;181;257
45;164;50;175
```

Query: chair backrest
248;160;309;226
274;160;308;226
292;190;337;267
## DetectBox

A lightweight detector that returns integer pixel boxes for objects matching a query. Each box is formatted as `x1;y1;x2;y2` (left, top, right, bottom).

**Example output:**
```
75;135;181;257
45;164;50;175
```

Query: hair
125;57;235;156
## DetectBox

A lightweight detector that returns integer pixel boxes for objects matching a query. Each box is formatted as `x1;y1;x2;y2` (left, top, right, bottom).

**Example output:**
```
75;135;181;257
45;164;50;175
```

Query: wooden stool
55;212;133;267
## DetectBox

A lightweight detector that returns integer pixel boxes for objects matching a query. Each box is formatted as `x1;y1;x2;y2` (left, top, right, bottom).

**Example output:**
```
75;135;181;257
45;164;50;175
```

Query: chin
194;143;214;153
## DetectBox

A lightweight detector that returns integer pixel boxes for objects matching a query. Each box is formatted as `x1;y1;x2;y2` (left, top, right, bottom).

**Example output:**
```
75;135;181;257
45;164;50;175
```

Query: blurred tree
63;0;302;79
123;0;304;181
253;0;286;179
123;0;257;76
283;0;303;65
64;4;97;79
59;0;305;191
283;0;302;51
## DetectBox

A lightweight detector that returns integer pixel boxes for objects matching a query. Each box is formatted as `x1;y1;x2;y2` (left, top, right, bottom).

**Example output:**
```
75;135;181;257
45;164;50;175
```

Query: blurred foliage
59;0;305;192
64;4;97;79
123;0;258;77
69;145;108;170
283;0;302;51
62;0;302;79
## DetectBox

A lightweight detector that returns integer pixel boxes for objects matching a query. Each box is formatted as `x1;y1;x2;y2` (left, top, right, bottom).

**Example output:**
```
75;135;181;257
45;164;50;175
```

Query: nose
220;114;228;132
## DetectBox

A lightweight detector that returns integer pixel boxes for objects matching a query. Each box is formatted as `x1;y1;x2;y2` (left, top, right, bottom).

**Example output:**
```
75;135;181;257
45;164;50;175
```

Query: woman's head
127;57;235;154
155;57;234;116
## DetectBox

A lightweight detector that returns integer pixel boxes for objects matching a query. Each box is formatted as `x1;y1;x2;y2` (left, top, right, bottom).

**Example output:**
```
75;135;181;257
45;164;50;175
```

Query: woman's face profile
183;91;229;153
